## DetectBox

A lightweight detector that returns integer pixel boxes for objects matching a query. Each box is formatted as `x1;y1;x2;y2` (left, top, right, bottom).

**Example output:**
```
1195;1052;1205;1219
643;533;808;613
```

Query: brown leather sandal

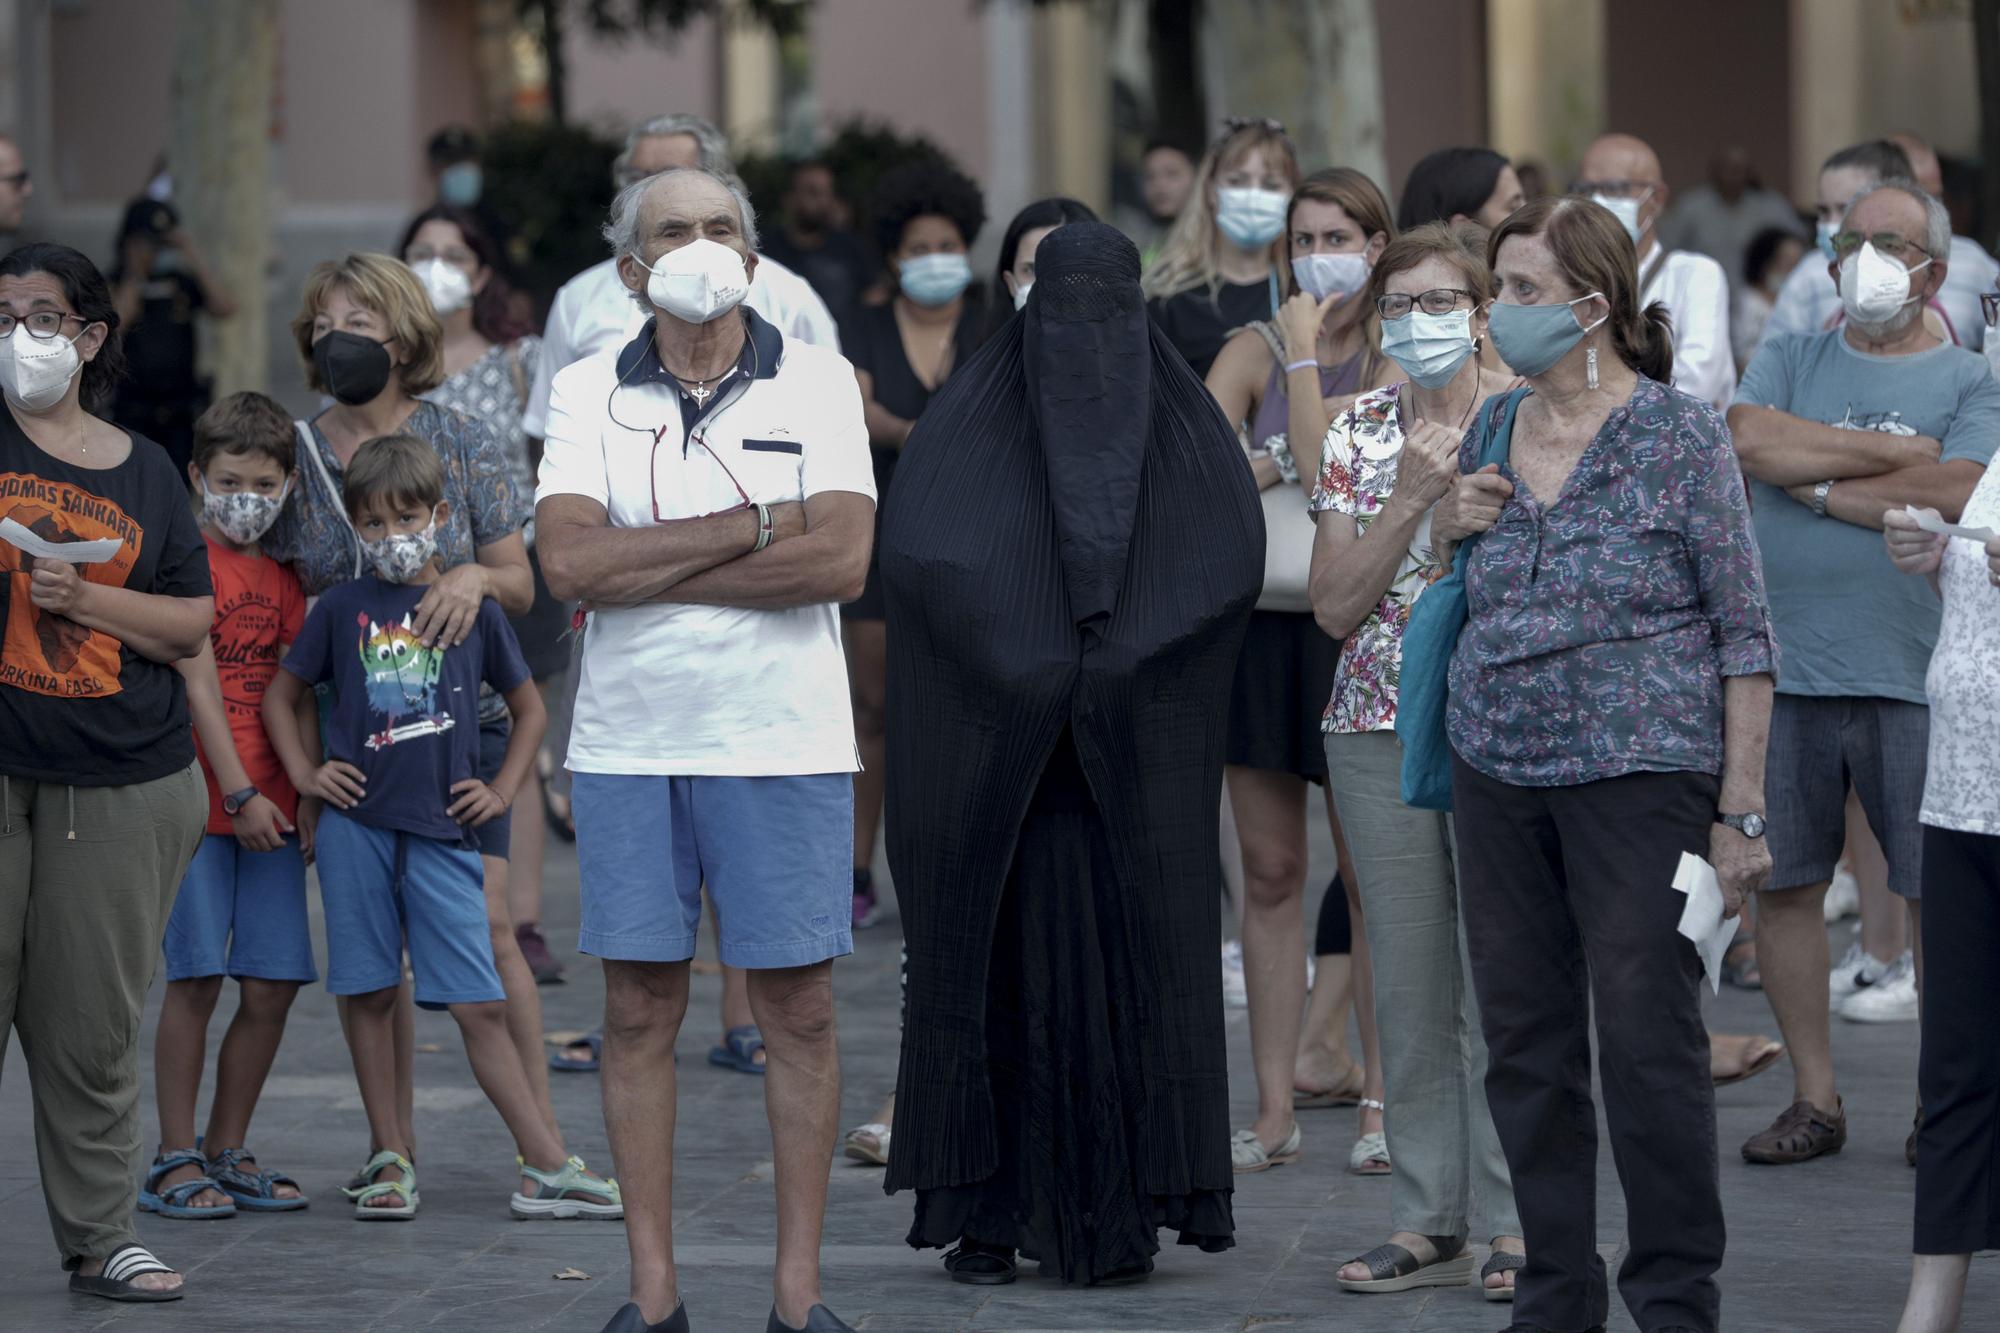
1741;1097;1846;1164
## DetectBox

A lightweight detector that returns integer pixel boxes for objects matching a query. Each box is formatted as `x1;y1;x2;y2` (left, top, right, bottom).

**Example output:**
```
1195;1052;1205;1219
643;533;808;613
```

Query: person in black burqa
879;222;1263;1286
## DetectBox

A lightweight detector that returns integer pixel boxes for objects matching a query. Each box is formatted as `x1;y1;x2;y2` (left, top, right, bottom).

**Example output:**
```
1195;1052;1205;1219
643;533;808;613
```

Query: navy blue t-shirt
282;577;529;844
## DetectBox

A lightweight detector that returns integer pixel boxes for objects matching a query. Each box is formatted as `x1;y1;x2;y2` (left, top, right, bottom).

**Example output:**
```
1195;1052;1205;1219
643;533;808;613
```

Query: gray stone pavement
3;835;1993;1333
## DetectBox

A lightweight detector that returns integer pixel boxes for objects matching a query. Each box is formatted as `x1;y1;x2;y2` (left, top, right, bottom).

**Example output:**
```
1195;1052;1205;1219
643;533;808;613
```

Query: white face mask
633;238;751;325
1588;189;1652;246
0;325;83;413
1012;279;1034;312
413;258;473;316
1215;187;1290;248
1292;252;1370;303
200;477;290;545
1839;241;1930;331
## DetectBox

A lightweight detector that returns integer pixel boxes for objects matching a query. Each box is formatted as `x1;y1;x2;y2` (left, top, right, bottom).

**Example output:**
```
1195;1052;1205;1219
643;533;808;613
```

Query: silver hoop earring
1586;345;1599;391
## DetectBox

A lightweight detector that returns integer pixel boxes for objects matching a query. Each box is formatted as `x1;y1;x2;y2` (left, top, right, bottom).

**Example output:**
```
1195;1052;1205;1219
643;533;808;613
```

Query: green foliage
737;118;958;243
481;119;621;313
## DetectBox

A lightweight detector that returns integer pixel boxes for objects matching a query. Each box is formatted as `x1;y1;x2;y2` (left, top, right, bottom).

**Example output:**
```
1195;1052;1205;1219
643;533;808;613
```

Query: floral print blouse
423;337;542;547
1446;377;1778;787
1309;383;1448;733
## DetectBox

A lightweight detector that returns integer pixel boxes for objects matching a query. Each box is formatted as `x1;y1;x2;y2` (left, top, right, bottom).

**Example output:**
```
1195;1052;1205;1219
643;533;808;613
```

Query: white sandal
1350;1098;1391;1175
1231;1122;1302;1173
844;1122;891;1166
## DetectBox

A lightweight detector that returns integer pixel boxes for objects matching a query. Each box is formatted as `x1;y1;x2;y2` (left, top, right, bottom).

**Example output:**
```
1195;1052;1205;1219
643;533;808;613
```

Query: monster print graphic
355;611;454;750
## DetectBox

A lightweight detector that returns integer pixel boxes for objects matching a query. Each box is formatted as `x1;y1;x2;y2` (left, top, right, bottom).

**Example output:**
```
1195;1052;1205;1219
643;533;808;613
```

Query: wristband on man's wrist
752;502;774;552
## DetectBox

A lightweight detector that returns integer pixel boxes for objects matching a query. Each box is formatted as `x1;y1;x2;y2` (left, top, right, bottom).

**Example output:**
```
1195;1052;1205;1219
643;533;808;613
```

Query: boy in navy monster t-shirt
264;434;618;1222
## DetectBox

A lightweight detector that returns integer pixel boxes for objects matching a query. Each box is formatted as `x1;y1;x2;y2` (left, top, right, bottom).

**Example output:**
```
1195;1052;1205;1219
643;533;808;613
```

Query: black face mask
313;330;394;406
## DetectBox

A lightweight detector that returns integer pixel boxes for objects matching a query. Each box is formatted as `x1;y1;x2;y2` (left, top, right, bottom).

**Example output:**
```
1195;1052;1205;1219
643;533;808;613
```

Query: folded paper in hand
1673;851;1740;996
1904;505;1999;546
0;517;123;565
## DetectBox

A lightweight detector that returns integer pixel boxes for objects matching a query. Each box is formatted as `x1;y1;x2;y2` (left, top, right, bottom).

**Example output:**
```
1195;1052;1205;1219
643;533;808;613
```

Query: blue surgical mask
439;162;483;209
1486;293;1606;378
1816;219;1839;263
1215;187;1290;249
1381;308;1477;390
899;252;973;307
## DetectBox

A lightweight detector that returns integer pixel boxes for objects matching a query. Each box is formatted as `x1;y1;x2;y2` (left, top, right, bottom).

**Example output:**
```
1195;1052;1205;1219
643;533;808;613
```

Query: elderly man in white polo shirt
536;166;874;1333
1575;132;1736;408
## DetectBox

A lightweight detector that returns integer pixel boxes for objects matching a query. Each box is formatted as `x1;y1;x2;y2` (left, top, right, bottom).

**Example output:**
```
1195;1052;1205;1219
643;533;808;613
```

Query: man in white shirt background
524;112;840;442
1574;132;1736;408
1759;136;2000;356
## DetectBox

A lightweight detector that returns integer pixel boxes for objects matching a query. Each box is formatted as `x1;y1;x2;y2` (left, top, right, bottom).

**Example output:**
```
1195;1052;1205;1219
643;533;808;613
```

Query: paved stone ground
4;830;1994;1332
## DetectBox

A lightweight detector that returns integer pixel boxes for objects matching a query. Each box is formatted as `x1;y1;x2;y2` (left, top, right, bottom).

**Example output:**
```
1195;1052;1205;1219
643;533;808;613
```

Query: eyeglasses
1830;230;1931;263
1570;179;1654;201
0;311;84;340
649;424;751;524
1220;115;1287;137
1982;291;2000;328
0;171;27;189
1375;289;1477;320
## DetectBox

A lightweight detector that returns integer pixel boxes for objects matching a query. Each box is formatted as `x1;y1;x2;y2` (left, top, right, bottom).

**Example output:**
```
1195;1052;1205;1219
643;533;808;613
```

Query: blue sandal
550;1029;602;1073
207;1146;309;1212
708;1024;767;1075
138;1149;236;1220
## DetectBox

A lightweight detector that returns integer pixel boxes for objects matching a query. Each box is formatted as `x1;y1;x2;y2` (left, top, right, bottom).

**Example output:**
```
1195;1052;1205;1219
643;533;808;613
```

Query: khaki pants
0;763;205;1269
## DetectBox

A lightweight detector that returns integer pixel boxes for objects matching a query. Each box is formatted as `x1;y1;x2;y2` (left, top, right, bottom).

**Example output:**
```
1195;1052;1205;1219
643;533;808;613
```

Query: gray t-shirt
1733;329;2000;702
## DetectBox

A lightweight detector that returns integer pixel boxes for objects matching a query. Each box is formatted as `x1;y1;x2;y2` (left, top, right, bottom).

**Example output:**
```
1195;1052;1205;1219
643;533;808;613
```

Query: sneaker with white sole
1823;864;1861;923
1828;940;1889;1009
1222;939;1247;1008
1838;951;1918;1023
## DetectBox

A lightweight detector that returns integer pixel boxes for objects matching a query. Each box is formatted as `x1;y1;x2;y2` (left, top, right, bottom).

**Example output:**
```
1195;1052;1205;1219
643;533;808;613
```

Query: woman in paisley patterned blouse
1430;198;1775;1333
1308;221;1524;1300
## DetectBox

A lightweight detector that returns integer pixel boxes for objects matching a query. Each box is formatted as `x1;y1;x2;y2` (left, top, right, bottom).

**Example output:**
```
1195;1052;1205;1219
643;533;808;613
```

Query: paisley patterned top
1309;383;1448;733
1446;377;1778;787
263;398;528;600
1921;455;2000;836
423;338;543;547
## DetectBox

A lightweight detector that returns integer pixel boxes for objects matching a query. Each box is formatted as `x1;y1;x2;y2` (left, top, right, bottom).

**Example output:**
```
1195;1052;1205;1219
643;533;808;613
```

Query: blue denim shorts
314;807;503;1009
163;834;317;983
1764;693;1929;898
573;772;853;970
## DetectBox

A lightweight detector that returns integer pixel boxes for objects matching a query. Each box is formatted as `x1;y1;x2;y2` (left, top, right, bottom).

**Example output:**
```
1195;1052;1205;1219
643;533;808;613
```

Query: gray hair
602;167;761;307
612;113;736;187
1842;178;1951;259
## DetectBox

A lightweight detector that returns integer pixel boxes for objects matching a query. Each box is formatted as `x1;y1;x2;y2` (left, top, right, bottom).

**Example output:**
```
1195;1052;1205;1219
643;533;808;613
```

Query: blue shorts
163;834;317;984
1764;694;1928;898
314;807;504;1009
574;772;853;970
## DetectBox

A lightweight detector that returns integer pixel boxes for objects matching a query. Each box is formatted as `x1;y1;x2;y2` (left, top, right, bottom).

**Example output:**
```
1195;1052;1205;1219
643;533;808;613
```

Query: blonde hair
1141;122;1301;302
291;253;445;396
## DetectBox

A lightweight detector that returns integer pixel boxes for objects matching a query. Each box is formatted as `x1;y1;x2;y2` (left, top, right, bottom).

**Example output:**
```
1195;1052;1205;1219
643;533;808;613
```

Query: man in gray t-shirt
1727;180;2000;1169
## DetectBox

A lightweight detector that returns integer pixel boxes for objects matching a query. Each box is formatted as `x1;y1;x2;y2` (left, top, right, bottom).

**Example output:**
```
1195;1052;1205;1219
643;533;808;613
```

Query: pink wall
49;0;174;204
280;0;425;205
810;0;988;178
563;16;720;132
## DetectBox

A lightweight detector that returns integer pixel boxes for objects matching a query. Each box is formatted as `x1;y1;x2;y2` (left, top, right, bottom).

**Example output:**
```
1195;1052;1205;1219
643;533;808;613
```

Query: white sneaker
1823;864;1861;923
1828;940;1889;1009
1222;939;1248;1008
1839;951;1918;1023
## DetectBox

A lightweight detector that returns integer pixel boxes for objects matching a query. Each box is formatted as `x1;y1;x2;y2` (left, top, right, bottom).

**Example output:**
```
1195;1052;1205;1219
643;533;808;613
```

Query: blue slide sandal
138;1149;236;1220
549;1029;602;1073
708;1024;767;1075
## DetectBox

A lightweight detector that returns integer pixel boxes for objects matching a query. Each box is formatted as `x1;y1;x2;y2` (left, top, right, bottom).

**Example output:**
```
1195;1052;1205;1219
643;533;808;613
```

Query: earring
1586;345;1599;391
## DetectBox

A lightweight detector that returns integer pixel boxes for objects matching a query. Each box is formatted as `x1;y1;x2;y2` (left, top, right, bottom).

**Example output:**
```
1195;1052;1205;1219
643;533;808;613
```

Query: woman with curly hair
842;159;987;929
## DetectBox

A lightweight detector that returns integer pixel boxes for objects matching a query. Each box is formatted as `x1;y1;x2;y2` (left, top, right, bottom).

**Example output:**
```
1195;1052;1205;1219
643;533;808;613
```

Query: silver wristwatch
1717;811;1766;839
1811;479;1834;518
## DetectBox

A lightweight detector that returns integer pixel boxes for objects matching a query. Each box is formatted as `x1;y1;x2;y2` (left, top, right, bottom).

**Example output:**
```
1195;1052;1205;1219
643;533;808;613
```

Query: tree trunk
1147;0;1207;150
1977;0;2000;252
168;0;276;397
536;0;570;125
1197;0;1383;183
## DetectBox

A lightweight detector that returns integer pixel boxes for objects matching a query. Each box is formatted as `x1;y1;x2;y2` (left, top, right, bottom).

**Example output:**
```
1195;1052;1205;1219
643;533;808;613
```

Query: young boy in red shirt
141;392;318;1218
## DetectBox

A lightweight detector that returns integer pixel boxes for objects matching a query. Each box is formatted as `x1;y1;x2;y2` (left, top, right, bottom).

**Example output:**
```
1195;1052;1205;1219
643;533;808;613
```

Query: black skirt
842;445;897;621
1224;610;1339;782
510;547;575;683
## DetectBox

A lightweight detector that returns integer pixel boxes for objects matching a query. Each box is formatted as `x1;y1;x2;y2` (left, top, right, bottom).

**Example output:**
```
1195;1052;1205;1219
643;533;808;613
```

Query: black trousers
1452;756;1723;1333
1915;824;2000;1254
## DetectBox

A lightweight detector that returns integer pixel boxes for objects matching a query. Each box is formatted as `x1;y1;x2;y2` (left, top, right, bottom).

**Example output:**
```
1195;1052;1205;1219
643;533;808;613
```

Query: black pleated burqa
879;223;1264;1283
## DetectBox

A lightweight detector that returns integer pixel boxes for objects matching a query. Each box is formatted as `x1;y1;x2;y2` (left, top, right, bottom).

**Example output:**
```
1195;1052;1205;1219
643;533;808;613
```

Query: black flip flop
69;1244;183;1303
945;1242;1016;1285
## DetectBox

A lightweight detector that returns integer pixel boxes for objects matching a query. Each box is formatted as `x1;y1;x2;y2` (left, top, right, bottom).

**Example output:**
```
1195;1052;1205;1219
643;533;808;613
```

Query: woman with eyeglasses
1306;221;1525;1299
1202;168;1394;1179
0;243;213;1302
1143;119;1302;379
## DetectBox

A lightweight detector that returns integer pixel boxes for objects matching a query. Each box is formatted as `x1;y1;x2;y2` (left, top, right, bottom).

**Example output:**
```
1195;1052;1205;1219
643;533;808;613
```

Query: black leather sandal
1481;1248;1525;1301
1336;1234;1473;1293
944;1241;1016;1285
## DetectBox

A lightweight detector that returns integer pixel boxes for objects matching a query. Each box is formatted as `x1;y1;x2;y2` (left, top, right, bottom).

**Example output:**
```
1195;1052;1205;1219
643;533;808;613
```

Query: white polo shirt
537;309;875;777
524;253;841;437
1639;241;1736;408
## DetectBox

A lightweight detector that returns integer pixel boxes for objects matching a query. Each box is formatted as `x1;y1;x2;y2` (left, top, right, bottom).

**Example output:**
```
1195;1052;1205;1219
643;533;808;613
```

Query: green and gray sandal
350;1150;417;1221
510;1155;623;1220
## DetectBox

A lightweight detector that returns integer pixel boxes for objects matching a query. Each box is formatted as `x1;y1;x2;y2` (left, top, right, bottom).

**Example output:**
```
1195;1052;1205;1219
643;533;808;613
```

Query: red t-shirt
195;535;305;834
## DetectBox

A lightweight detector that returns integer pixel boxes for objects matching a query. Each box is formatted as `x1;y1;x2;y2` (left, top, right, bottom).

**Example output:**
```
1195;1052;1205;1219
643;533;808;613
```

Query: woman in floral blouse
1307;221;1523;1299
1432;198;1775;1333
